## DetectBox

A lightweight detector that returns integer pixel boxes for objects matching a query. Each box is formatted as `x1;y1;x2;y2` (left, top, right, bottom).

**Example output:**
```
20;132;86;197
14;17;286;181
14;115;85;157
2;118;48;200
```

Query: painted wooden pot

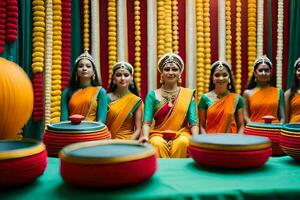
43;116;111;156
0;57;33;139
189;134;272;169
280;124;300;161
0;139;47;186
59;140;157;188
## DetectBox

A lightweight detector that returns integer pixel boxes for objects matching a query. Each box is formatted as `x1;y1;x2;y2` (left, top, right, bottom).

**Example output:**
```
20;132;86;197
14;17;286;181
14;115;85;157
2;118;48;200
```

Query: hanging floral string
235;0;242;93
83;0;90;50
0;1;5;53
50;0;62;123
256;0;263;57
247;0;256;80
196;0;205;96
164;0;172;53
108;0;117;79
5;0;18;43
203;0;211;92
32;0;45;121
44;0;53;126
276;0;283;88
157;0;165;58
134;0;141;90
225;0;231;64
172;0;179;54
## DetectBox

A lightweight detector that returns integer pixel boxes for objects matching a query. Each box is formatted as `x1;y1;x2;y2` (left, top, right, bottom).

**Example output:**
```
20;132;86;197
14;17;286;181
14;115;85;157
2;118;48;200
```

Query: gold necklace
160;87;179;107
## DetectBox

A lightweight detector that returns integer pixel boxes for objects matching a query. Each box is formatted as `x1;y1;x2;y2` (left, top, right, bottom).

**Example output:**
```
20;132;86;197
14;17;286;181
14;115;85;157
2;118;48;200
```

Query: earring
178;75;182;84
92;74;95;81
160;75;164;84
130;80;134;87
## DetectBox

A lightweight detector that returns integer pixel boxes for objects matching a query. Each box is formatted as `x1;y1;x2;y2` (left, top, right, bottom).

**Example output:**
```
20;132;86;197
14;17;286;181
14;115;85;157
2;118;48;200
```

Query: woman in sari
140;53;199;158
285;58;300;123
106;61;143;140
60;49;108;122
243;55;285;123
198;60;244;134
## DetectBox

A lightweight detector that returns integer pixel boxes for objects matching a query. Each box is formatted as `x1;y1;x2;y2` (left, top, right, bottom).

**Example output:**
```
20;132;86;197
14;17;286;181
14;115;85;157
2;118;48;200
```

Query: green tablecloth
1;157;300;200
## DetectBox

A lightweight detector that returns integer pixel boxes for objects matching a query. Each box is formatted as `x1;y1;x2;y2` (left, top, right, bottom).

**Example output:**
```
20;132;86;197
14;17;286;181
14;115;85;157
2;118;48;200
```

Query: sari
106;93;142;139
205;93;239;133
289;93;300;123
68;86;101;121
249;86;280;123
146;87;196;158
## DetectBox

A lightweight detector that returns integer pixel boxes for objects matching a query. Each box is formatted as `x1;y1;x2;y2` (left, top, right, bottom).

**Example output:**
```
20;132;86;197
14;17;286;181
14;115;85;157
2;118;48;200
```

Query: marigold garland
247;0;256;80
164;0;172;53
83;0;90;50
108;0;117;79
134;0;141;90
203;0;211;92
50;0;62;123
157;0;165;58
196;0;205;96
235;0;242;93
5;0;18;43
225;0;231;64
276;0;283;88
172;0;179;54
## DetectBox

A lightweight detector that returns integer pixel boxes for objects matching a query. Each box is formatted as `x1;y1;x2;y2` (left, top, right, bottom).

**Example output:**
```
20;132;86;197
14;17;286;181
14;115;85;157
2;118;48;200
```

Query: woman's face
161;63;180;84
76;59;95;80
113;68;132;89
213;67;230;87
295;66;300;80
254;63;272;83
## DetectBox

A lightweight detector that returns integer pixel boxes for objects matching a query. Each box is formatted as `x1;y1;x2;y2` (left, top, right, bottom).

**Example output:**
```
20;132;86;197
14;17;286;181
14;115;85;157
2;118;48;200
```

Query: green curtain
287;0;300;88
71;0;82;72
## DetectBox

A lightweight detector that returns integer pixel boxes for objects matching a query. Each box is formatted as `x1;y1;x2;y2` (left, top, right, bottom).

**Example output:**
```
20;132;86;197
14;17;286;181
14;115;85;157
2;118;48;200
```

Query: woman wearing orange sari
106;61;143;140
285;58;300;122
140;53;199;158
60;49;108;122
198;61;244;134
243;55;285;123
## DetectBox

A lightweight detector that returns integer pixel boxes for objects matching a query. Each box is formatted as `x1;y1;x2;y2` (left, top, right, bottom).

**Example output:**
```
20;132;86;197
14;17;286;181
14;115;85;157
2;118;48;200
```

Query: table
1;156;300;200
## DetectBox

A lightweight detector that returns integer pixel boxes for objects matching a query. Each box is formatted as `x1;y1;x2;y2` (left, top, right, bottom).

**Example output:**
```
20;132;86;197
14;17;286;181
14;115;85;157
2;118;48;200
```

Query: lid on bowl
59;140;156;164
0;139;45;160
282;123;300;133
246;122;282;129
47;121;106;132
190;134;271;151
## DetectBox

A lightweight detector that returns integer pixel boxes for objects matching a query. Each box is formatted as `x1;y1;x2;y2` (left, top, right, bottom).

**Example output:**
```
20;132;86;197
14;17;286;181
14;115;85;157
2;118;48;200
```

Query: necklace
212;90;229;99
160;87;179;107
114;90;130;99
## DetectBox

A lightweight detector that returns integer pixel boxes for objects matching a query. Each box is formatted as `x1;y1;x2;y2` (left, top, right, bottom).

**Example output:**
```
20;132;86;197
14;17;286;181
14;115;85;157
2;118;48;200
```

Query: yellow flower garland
196;0;205;96
248;0;256;80
235;0;242;93
164;0;172;53
134;0;141;90
83;0;90;49
172;0;179;53
50;0;62;123
225;0;231;65
108;0;117;79
203;0;211;92
157;0;165;58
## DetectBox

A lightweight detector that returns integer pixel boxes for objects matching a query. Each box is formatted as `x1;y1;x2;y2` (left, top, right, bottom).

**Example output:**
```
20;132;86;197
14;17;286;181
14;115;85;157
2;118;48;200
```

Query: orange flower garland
157;0;165;58
235;0;242;93
203;0;211;92
247;0;256;80
108;0;117;79
172;0;179;53
134;0;141;90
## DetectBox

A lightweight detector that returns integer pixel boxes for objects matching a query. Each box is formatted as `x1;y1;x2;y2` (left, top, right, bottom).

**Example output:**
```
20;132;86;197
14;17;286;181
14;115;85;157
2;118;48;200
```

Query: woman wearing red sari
243;55;285;123
285;58;300;122
198;60;244;134
60;49;108;122
140;53;199;158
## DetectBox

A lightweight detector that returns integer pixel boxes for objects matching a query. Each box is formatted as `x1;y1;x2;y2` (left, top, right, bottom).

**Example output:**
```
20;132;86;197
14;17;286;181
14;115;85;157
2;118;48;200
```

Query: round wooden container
0;139;47;186
59;140;157;188
245;122;284;155
189;134;272;169
280;124;300;161
43;116;111;156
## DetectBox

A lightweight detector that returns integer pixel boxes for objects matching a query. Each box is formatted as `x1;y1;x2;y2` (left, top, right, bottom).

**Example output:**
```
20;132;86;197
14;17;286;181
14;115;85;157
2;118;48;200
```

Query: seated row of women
60;49;300;158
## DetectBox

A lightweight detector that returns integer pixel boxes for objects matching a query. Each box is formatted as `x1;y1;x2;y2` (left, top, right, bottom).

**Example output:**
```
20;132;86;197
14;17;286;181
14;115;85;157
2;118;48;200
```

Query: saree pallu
68;87;101;121
206;93;239;133
106;93;142;139
149;88;194;158
289;93;300;123
249;87;280;123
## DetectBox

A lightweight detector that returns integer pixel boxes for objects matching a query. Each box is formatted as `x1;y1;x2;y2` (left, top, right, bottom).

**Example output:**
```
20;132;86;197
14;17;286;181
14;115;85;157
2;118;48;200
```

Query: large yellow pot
0;57;34;139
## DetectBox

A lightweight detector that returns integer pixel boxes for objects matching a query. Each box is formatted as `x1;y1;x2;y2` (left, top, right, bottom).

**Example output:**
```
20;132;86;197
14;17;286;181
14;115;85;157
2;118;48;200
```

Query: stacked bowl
0;139;47;186
43;115;111;156
59;140;157;188
189;134;272;169
280;124;300;161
